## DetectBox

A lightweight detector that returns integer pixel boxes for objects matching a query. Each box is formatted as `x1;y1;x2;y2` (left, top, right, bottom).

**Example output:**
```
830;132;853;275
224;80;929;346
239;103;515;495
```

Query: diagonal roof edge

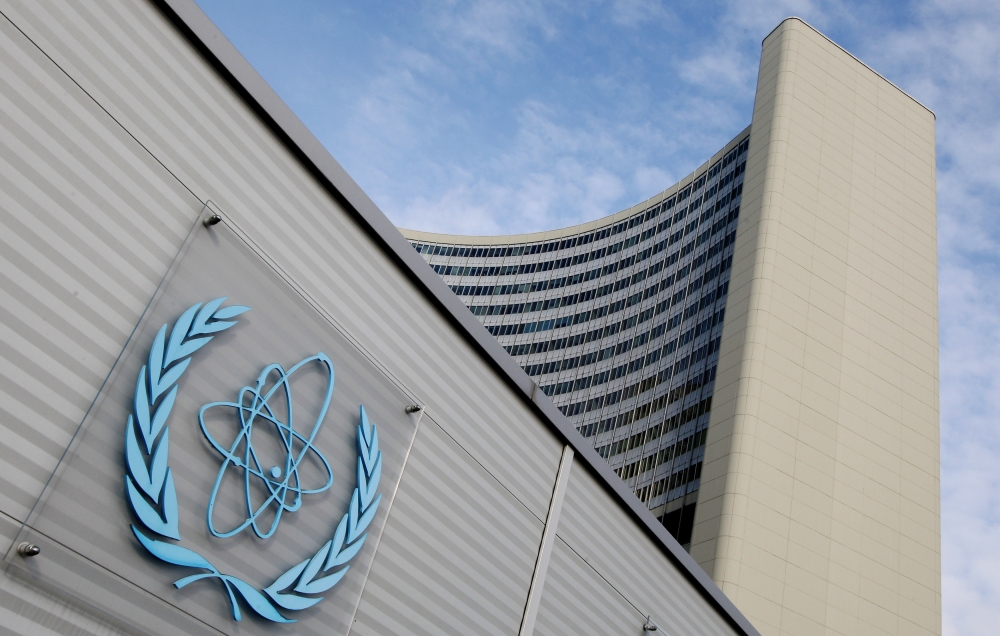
151;1;761;634
769;17;935;119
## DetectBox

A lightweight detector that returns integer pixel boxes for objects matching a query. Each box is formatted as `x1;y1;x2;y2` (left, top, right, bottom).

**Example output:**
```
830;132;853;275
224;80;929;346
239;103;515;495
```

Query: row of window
411;137;749;260
616;428;709;482
414;216;638;258
554;336;720;419
440;193;741;294
471;247;731;319
580;365;717;437
463;211;739;316
578;366;717;441
639;461;703;506
434;188;740;282
452;207;738;302
509;298;722;378
501;280;730;358
595;393;714;458
484;254;732;337
531;305;723;392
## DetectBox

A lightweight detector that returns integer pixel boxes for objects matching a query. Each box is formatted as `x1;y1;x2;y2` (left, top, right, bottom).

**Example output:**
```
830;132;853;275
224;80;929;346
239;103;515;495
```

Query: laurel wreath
124;298;382;623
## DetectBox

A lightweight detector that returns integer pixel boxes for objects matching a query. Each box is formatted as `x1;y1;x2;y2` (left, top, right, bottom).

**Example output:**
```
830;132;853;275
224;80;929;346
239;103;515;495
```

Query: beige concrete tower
691;18;939;636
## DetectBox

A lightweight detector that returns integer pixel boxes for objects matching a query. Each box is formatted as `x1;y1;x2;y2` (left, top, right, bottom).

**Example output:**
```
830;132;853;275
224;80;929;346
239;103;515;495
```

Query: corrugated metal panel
1;510;20;555
532;538;644;636
556;462;738;635
352;415;542;636
0;0;564;524
0;576;128;636
1;513;125;636
0;7;197;523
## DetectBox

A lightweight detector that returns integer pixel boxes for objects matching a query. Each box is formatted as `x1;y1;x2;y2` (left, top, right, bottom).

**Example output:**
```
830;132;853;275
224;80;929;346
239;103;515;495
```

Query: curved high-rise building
403;17;941;636
403;129;751;546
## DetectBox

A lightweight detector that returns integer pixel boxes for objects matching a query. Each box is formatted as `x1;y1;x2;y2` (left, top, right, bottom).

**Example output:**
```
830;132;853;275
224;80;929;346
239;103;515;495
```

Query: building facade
404;18;941;636
403;130;751;548
0;2;760;636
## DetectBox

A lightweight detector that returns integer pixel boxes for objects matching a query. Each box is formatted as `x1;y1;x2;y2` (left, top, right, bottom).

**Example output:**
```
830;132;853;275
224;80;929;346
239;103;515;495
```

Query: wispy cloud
392;99;636;233
428;0;560;59
675;48;756;93
610;0;670;28
300;1;751;234
721;0;829;35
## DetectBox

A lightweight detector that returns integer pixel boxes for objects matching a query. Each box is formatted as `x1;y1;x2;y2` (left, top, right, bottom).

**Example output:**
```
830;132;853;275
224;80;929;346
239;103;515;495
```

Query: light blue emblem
199;355;335;539
123;299;383;623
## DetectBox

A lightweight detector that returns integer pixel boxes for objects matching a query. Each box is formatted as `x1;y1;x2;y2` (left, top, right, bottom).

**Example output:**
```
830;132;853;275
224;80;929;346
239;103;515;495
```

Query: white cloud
676;48;757;93
670;1;833;115
429;0;560;60
633;165;673;197
392;100;635;234
610;0;669;27
722;0;829;35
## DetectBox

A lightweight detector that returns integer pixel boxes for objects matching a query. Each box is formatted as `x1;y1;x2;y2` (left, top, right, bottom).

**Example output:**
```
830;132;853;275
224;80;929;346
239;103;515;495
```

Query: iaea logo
199;354;336;540
123;298;382;623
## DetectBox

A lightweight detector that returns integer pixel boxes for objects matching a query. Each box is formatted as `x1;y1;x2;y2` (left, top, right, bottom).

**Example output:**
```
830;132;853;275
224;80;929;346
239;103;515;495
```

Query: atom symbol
199;353;335;539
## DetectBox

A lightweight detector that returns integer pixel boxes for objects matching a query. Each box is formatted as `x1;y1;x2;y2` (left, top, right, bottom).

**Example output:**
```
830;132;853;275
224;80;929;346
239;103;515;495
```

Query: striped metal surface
0;3;197;525
0;575;130;636
555;461;737;635
352;416;543;636
1;510;20;556
532;538;644;636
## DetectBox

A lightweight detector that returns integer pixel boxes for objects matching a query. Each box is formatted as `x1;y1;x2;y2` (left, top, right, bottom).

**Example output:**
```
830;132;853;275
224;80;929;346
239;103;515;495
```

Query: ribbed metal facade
404;131;750;545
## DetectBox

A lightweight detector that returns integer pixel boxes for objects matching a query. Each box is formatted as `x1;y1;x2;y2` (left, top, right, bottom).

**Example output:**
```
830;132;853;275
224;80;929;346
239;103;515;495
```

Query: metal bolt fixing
17;542;40;557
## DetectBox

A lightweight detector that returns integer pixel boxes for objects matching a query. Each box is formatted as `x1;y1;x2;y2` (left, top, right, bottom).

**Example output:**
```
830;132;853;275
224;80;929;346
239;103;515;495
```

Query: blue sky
196;1;999;633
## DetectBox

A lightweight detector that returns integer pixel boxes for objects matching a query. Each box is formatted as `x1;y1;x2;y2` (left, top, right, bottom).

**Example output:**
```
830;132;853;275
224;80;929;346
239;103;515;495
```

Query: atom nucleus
199;354;335;539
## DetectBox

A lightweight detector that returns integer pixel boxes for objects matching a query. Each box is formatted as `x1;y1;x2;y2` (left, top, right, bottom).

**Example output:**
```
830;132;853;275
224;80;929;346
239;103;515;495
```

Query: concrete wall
692;18;939;636
0;1;749;634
